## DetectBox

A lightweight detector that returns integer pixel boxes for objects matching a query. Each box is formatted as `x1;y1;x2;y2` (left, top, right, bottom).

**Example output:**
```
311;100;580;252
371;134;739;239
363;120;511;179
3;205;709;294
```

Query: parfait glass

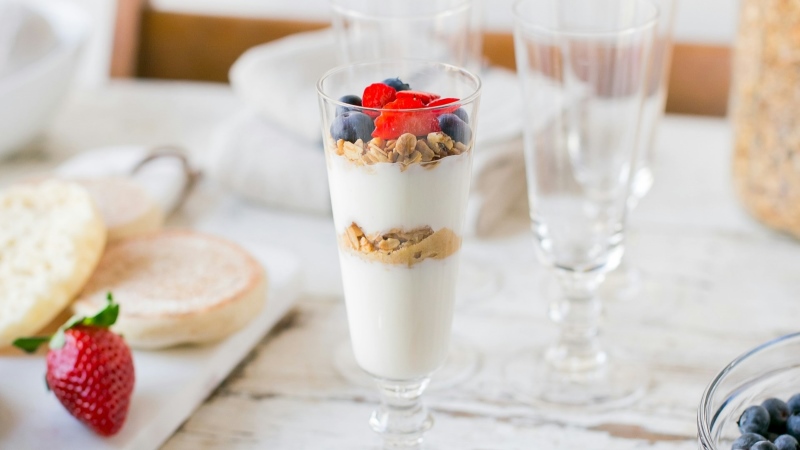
329;0;488;392
317;60;481;446
507;0;658;407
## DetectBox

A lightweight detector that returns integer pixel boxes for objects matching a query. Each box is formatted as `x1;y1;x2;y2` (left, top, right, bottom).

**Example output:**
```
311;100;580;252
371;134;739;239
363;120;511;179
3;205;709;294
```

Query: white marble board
0;242;302;450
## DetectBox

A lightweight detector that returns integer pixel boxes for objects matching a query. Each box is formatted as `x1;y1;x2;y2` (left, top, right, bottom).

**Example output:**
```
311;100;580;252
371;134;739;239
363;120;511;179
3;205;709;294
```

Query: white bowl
0;0;89;157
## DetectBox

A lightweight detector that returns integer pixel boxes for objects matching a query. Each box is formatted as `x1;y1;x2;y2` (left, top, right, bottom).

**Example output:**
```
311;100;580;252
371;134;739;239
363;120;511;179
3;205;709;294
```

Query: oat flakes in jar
732;0;800;237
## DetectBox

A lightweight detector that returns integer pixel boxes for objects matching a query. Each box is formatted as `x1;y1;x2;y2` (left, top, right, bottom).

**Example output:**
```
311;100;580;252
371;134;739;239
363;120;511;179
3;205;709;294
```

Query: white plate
0;243;301;450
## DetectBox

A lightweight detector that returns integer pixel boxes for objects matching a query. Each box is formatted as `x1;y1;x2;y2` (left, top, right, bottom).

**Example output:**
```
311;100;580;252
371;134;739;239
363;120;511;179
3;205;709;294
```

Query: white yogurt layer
339;251;459;380
327;152;472;234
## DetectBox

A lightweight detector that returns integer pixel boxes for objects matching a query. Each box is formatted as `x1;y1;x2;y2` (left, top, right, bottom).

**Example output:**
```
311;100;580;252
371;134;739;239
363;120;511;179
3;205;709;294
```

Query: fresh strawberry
385;96;426;110
427;97;461;114
372;97;440;139
362;83;397;109
395;90;441;105
14;294;135;437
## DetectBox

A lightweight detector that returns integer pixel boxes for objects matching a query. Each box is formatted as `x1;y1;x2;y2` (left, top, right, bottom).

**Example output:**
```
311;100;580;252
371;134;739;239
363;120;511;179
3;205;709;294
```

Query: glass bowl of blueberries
698;332;800;450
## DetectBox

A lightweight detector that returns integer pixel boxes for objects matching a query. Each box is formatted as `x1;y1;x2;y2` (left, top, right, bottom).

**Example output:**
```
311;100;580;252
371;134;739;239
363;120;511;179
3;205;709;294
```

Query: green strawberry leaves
13;293;120;353
83;292;120;328
12;336;50;353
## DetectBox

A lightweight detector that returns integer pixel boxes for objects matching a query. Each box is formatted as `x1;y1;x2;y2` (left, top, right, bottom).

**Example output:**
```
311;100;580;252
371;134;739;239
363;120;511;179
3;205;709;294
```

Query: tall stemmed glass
329;0;487;392
629;0;677;203
508;0;658;407
330;0;483;73
318;60;481;447
602;0;677;300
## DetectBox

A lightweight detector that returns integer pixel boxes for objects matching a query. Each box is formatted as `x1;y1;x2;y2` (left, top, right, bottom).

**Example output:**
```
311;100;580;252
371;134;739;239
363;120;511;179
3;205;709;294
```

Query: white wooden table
5;81;799;449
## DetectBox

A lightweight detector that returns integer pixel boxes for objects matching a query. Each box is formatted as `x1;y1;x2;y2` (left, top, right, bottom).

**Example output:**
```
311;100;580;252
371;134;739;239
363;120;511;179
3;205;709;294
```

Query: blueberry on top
775;434;800;450
336;94;362;116
453;107;469;124
751;442;779;450
763;398;791;432
733;433;767;449
330;111;375;143
437;113;472;145
740;405;772;436
787;415;800;440
382;77;410;91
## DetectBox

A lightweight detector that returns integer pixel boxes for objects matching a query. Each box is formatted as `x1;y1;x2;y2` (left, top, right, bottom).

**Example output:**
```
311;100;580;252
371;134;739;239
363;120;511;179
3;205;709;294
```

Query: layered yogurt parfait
317;61;481;446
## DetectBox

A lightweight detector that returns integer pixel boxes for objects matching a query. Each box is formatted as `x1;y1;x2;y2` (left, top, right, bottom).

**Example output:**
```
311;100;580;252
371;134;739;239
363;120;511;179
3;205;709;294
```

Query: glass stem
369;377;433;449
546;270;607;374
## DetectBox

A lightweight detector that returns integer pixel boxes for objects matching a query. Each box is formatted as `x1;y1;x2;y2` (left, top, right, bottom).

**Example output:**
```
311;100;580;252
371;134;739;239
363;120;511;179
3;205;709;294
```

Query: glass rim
696;331;800;448
316;59;482;114
330;0;472;21
511;0;660;38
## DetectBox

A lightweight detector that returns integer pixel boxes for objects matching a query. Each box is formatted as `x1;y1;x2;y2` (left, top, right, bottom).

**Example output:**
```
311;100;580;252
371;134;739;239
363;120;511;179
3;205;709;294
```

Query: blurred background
54;0;735;115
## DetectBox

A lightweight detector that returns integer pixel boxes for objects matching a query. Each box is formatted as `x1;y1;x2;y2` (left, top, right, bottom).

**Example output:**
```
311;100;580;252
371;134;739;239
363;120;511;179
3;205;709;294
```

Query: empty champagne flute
507;0;659;408
330;0;483;73
601;0;677;302
629;0;677;204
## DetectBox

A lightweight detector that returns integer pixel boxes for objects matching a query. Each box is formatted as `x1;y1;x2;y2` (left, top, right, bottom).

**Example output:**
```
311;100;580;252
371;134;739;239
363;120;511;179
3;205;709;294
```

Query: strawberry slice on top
427;97;461;114
14;294;135;437
362;83;397;109
372;97;441;140
395;90;441;105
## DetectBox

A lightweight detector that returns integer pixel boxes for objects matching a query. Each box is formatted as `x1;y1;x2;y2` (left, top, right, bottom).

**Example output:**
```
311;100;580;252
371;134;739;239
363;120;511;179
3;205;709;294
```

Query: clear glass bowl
698;332;800;449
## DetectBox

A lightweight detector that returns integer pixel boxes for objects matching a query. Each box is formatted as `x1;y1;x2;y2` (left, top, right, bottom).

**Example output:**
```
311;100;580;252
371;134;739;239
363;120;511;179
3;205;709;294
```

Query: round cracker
73;230;267;349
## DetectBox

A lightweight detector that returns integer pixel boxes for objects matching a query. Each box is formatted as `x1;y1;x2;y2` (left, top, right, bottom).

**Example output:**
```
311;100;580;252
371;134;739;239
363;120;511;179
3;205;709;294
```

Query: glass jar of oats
731;0;800;237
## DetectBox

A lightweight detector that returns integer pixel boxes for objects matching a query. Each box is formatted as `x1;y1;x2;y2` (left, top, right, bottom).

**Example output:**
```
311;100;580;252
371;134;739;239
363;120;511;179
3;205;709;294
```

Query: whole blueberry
330;111;375;143
336;94;362;116
764;398;791;432
453;107;469;124
740;406;772;436
752;442;779;450
787;415;800;440
788;395;800;415
732;433;768;449
775;435;800;450
382;77;410;91
437;113;472;145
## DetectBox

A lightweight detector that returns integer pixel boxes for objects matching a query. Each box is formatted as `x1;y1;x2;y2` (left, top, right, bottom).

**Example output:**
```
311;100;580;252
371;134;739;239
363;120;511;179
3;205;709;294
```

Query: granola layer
329;132;469;170
340;223;461;267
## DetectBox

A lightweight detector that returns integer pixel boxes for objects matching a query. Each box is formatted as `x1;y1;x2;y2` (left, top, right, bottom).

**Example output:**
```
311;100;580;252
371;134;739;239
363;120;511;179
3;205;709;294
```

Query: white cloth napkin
215;29;529;236
56;145;191;214
0;1;60;79
205;111;331;215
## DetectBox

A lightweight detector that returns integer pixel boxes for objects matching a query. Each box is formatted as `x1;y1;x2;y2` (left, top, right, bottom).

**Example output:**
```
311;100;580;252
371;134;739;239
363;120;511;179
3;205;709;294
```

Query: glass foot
504;346;648;411
370;377;433;448
334;337;480;392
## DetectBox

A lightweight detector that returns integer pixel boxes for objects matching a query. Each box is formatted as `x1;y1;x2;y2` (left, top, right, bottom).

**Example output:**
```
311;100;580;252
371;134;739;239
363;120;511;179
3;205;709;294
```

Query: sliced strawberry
396;90;441;105
362;83;397;109
385;96;426;110
372;97;440;139
427;97;461;114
